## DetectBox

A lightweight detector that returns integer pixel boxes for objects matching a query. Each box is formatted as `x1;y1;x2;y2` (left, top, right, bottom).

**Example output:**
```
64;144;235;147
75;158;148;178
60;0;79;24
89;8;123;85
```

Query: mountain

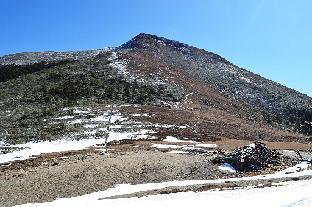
0;33;311;145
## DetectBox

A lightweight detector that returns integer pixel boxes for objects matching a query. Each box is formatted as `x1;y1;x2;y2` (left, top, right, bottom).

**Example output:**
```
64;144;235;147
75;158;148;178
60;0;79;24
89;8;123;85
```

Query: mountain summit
0;34;311;146
120;33;191;50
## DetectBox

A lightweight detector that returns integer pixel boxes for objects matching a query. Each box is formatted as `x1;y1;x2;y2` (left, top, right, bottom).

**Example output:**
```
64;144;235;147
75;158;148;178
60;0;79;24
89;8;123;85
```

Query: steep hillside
0;33;311;146
119;33;312;136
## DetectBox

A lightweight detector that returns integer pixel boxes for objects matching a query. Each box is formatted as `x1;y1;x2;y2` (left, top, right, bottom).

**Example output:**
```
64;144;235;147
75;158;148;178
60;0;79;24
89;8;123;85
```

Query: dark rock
213;142;281;172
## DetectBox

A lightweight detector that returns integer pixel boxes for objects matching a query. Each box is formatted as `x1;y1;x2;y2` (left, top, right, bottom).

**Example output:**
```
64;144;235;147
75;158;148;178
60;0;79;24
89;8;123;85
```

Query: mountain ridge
1;33;309;97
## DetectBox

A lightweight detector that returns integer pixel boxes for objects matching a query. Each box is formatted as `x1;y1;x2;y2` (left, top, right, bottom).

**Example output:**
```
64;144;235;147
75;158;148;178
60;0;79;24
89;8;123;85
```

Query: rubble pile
213;142;282;171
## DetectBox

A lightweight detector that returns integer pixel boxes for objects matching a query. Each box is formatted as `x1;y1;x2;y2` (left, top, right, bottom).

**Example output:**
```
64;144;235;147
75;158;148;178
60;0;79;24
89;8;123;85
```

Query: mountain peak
131;33;165;42
133;33;159;40
120;33;188;50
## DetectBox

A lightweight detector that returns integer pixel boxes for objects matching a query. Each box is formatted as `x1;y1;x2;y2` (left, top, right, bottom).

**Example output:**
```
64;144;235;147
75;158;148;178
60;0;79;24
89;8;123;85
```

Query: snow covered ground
0;129;151;164
16;180;312;207
0;108;162;164
218;163;237;173
152;136;218;154
14;162;312;207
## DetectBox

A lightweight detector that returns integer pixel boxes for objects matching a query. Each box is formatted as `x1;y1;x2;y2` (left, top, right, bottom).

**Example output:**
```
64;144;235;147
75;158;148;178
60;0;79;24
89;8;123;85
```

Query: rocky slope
0;33;311;146
119;34;312;135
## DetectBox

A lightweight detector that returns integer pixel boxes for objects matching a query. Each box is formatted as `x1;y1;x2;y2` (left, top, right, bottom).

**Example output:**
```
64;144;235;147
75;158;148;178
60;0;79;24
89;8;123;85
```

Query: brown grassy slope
119;49;309;143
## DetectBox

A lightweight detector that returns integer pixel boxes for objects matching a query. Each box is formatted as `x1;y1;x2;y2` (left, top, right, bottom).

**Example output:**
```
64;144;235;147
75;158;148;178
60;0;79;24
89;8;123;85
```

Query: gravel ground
0;150;224;207
1;141;311;207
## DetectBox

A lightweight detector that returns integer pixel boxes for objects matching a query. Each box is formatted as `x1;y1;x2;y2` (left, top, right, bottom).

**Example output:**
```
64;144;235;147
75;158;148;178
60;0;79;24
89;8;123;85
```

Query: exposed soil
0;149;223;207
1;139;311;207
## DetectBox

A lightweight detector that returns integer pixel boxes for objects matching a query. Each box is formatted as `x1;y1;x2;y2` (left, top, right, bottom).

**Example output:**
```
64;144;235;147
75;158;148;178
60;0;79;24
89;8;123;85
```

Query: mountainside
119;34;312;135
0;33;311;146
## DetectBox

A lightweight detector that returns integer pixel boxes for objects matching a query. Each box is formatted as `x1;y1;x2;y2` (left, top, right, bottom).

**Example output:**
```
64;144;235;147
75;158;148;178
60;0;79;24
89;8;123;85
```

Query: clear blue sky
1;0;311;96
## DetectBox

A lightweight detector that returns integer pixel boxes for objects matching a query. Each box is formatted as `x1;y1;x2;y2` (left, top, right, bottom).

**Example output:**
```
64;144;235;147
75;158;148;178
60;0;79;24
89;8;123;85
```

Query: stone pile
213;142;281;171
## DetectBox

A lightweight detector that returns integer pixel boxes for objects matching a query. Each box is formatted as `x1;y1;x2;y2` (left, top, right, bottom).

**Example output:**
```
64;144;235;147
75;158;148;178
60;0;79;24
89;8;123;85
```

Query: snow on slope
0;111;195;164
0;109;155;165
0;132;144;164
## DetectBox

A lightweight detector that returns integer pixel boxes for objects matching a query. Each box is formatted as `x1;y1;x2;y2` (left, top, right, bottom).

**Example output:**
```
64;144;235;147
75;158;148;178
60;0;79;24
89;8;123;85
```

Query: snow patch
131;113;150;117
0;129;153;164
73;108;91;114
195;143;217;148
240;76;251;83
167;150;189;154
90;114;127;123
83;124;99;129
53;116;74;120
275;162;311;175
218;163;237;173
151;144;180;149
163;136;181;142
68;119;83;124
108;51;129;76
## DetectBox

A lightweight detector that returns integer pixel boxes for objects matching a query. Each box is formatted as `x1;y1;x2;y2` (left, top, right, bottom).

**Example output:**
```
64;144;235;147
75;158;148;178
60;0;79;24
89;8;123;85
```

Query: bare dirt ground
0;148;221;207
215;138;312;151
1;138;311;207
